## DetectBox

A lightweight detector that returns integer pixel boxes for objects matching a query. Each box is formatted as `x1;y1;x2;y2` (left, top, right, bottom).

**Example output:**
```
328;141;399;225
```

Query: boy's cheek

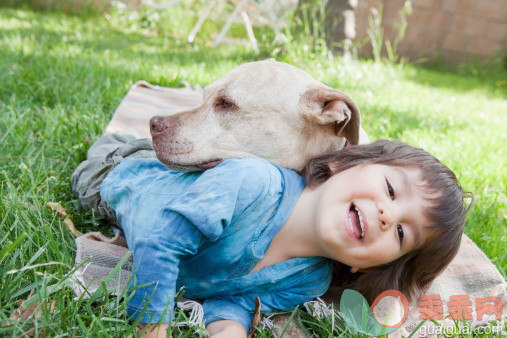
360;246;398;267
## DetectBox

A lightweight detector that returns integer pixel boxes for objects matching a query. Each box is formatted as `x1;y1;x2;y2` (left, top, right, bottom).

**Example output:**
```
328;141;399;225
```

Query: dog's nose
150;116;171;135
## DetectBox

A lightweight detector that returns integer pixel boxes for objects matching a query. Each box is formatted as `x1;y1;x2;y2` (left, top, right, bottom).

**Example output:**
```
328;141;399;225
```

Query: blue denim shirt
101;157;332;333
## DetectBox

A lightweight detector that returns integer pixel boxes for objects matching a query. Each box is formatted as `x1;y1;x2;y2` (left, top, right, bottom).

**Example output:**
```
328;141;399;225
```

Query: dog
150;59;368;172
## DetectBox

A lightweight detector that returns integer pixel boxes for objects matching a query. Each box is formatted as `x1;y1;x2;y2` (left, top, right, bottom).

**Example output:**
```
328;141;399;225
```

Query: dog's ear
301;87;361;145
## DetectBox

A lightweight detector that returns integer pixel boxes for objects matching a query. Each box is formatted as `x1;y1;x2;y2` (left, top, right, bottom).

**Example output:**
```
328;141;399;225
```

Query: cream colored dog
150;59;368;172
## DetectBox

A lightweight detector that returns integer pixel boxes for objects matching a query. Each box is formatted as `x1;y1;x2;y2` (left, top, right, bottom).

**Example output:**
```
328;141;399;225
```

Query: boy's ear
328;163;339;173
350;267;369;273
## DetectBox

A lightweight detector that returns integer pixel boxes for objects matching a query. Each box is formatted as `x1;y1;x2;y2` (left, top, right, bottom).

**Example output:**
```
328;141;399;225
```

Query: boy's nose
378;203;394;230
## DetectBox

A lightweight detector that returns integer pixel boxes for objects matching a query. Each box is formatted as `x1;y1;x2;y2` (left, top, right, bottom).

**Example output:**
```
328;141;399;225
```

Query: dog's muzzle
150;115;172;136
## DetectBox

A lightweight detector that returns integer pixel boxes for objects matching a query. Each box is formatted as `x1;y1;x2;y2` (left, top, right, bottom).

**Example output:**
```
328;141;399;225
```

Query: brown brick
356;1;389;39
397;7;420;28
465;39;500;56
442;33;469;52
382;0;409;23
433;31;449;49
355;17;369;38
396;43;423;59
442;0;476;14
440;50;472;63
475;0;507;22
416;8;455;32
452;16;487;37
384;0;407;6
486;22;507;42
383;24;395;40
355;1;380;29
412;0;442;9
383;23;407;45
403;26;440;49
382;5;400;24
357;0;383;12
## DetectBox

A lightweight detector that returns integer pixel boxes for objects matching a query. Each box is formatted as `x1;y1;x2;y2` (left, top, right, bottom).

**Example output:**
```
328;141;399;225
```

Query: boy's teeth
354;205;365;237
348;214;357;239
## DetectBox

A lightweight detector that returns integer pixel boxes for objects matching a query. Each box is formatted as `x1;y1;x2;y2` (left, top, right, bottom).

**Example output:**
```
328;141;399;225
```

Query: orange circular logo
370;290;409;328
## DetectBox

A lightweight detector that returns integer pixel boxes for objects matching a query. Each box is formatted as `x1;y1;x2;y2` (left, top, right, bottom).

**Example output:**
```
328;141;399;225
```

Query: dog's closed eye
215;97;236;110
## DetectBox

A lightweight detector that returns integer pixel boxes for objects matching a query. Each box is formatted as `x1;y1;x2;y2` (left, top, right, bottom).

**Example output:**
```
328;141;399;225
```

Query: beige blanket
73;81;506;337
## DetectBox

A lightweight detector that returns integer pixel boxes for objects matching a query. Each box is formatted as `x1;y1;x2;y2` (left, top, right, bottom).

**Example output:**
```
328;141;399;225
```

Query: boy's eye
397;224;404;245
386;179;395;200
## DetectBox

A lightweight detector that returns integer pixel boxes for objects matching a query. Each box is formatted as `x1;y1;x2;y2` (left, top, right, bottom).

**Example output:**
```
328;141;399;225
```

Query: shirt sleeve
125;216;203;323
167;158;275;241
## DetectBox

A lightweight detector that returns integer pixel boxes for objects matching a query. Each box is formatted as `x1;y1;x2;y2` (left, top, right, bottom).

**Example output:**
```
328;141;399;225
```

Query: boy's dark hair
302;139;472;303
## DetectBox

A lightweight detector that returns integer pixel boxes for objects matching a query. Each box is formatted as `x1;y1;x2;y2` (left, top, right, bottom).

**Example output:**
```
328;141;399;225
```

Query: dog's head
150;59;363;171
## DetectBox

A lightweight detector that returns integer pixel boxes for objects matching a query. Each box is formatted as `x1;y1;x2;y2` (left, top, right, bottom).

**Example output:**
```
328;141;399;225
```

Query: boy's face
313;164;431;269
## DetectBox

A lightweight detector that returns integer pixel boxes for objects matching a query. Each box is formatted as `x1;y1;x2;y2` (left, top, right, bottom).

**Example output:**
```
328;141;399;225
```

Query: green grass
0;3;505;337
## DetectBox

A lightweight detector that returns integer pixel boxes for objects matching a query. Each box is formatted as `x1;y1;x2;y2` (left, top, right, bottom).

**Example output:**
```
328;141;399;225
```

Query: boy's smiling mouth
348;203;366;241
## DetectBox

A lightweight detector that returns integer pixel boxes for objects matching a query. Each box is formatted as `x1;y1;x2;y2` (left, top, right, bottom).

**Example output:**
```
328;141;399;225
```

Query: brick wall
354;0;507;62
